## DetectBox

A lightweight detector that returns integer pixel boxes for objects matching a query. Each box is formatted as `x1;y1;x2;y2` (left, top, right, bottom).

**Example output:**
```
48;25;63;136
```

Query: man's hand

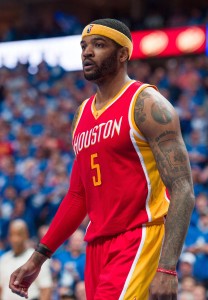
148;272;178;299
9;251;47;298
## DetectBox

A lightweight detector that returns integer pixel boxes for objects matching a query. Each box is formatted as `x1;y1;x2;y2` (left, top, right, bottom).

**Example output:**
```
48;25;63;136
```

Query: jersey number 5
91;153;102;186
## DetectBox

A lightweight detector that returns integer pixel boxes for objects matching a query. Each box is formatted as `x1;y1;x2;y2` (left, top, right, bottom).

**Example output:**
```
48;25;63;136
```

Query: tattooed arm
134;87;195;298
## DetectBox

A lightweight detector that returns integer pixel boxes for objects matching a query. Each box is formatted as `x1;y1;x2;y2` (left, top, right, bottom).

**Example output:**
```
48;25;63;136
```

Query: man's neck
94;73;131;110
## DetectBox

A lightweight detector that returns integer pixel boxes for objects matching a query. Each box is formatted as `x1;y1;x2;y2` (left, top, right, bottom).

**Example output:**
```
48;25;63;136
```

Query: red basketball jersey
72;80;169;242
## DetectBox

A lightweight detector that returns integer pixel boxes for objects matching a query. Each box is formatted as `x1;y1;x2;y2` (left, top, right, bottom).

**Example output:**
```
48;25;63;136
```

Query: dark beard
83;49;118;81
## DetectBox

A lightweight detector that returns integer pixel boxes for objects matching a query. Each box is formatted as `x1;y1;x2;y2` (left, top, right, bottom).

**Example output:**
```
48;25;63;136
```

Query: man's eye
96;43;104;48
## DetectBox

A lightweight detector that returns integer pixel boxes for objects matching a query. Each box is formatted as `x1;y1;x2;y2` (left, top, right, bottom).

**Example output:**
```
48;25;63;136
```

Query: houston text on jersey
73;116;123;155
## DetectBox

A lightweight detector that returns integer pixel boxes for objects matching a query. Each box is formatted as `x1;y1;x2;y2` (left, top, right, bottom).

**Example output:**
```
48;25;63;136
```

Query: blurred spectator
177;59;203;95
0;241;5;257
143;9;164;28
191;193;208;226
188;8;204;25
0;121;13;159
178;291;194;300
54;12;83;35
167;9;188;27
59;286;76;300
186;130;207;170
185;209;208;288
0;219;53;300
175;93;194;140
178;252;196;280
60;294;76;300
10;196;37;238
1;160;31;195
179;275;196;294
199;164;208;187
191;106;208;144
75;281;86;300
192;283;207;300
0;186;18;240
53;229;86;293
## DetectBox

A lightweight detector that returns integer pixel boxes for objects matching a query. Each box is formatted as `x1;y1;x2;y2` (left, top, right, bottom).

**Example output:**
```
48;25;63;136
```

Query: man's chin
83;70;101;82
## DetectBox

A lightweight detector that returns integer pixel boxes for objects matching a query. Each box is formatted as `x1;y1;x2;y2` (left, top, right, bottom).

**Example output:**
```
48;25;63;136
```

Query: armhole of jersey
129;84;157;138
72;98;89;139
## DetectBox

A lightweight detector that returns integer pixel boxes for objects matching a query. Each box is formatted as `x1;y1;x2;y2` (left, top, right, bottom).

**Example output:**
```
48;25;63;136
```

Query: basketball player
9;19;195;299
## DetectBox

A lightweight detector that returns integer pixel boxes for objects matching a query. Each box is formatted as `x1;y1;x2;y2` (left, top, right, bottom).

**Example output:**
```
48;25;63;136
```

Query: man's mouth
83;60;95;70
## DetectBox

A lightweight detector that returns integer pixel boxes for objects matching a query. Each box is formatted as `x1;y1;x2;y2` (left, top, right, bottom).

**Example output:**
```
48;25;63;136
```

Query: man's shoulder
0;248;34;262
0;250;13;263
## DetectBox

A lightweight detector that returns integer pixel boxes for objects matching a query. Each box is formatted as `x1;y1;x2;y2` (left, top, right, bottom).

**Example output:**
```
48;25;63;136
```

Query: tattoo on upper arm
134;91;148;124
134;88;193;192
151;102;173;124
134;89;173;127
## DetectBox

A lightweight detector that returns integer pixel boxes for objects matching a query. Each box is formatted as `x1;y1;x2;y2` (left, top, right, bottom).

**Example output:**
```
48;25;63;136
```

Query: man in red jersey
9;18;195;300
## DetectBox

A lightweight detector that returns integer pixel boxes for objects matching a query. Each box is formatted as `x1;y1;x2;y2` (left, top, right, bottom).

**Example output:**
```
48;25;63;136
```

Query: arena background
0;0;208;299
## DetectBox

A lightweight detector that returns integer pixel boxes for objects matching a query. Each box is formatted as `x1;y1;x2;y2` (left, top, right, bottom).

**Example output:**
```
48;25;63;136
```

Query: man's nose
83;45;94;57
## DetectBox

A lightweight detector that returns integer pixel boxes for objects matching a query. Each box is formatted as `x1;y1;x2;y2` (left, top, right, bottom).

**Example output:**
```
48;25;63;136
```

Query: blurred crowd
0;11;83;42
0;6;208;42
0;53;208;299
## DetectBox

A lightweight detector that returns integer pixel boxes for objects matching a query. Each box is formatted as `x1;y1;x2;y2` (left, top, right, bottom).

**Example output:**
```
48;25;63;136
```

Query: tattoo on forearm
159;173;195;268
154;134;194;267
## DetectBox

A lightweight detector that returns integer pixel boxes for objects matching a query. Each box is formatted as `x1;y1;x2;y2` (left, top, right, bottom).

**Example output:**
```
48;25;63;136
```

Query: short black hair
91;18;132;41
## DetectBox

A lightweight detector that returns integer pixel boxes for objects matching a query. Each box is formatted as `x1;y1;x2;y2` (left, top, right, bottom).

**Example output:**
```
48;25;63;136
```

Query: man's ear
119;47;129;62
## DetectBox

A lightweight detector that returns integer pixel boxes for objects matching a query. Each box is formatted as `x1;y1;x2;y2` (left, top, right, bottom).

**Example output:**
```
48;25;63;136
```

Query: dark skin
134;88;195;299
9;34;195;299
80;35;131;107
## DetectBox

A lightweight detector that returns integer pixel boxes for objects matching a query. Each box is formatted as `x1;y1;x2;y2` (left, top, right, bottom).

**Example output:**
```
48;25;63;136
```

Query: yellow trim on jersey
129;84;169;223
72;99;89;139
120;224;164;299
82;24;133;58
92;80;135;119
